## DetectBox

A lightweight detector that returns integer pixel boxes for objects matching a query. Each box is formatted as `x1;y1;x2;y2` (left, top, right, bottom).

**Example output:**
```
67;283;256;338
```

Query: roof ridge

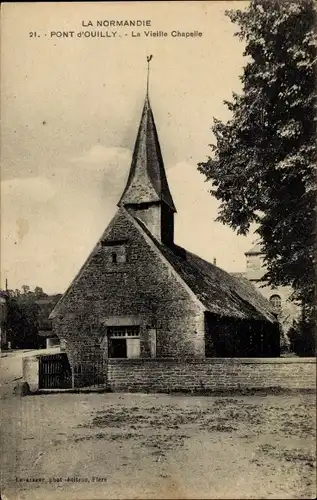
131;215;275;322
49;207;276;324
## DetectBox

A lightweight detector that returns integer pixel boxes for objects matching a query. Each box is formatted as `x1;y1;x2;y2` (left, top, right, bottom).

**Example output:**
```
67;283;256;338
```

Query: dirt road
1;389;316;499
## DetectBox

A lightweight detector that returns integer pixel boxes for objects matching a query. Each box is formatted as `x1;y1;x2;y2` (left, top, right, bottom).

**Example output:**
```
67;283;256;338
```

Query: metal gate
73;350;106;388
39;353;72;389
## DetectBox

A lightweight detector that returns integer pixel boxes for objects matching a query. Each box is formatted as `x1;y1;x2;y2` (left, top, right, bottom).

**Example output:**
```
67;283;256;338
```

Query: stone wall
106;358;316;392
23;355;316;393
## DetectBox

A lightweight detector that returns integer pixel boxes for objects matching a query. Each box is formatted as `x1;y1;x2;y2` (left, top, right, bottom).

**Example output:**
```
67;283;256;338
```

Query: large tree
5;286;58;349
198;0;316;315
6;297;40;349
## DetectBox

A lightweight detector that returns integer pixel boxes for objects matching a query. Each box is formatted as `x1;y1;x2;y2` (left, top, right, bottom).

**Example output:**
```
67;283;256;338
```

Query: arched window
269;294;282;311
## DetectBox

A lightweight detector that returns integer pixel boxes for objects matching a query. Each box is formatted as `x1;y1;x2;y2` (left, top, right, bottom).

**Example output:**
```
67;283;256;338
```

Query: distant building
36;295;62;348
232;243;301;335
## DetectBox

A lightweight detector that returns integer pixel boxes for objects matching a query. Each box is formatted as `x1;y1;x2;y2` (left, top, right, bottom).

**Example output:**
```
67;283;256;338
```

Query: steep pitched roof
118;96;176;212
50;207;276;324
133;216;276;323
230;272;247;278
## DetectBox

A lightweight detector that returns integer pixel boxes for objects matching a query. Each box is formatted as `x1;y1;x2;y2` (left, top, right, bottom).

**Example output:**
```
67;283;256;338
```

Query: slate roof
50;207;277;324
134;216;277;323
230;272;247;278
118;96;176;212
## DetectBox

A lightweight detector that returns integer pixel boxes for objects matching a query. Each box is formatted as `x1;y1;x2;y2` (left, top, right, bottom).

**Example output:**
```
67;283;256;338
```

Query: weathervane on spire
146;54;153;96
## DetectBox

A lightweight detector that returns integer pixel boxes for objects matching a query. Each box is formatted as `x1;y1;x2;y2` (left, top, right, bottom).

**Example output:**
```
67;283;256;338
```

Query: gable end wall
52;211;205;366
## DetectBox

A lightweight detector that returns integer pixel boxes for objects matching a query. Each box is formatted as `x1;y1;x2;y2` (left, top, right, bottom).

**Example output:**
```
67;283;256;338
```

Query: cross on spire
146;54;153;96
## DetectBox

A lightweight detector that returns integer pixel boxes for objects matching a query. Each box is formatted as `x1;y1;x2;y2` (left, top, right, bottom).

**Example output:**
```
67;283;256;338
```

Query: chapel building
50;88;280;379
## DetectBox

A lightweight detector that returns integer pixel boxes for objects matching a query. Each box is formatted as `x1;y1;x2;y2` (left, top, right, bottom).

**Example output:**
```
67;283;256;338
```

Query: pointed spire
118;60;176;212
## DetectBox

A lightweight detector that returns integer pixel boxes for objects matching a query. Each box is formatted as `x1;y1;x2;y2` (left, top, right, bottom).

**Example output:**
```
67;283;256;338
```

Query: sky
1;1;254;294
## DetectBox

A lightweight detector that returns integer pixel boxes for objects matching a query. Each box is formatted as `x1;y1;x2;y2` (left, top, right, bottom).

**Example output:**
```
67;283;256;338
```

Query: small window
101;241;128;264
108;326;140;359
269;294;282;311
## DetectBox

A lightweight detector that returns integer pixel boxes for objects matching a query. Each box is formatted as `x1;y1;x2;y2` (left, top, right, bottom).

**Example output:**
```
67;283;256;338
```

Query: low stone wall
107;358;316;392
23;355;316;393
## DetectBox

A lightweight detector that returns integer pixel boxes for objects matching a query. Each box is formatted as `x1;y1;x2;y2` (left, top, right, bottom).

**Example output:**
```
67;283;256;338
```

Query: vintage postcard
1;1;316;499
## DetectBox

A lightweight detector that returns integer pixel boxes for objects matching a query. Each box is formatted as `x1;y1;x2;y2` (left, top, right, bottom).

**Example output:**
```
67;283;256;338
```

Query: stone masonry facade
52;210;205;380
106;358;316;392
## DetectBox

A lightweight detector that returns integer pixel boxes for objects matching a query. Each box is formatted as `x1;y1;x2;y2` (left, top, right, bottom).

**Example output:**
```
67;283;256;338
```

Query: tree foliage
5;286;59;349
198;0;316;313
287;316;315;356
6;296;40;349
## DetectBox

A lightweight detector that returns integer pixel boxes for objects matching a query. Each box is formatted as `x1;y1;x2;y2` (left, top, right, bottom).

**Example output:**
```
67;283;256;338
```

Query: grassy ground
1;390;316;500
